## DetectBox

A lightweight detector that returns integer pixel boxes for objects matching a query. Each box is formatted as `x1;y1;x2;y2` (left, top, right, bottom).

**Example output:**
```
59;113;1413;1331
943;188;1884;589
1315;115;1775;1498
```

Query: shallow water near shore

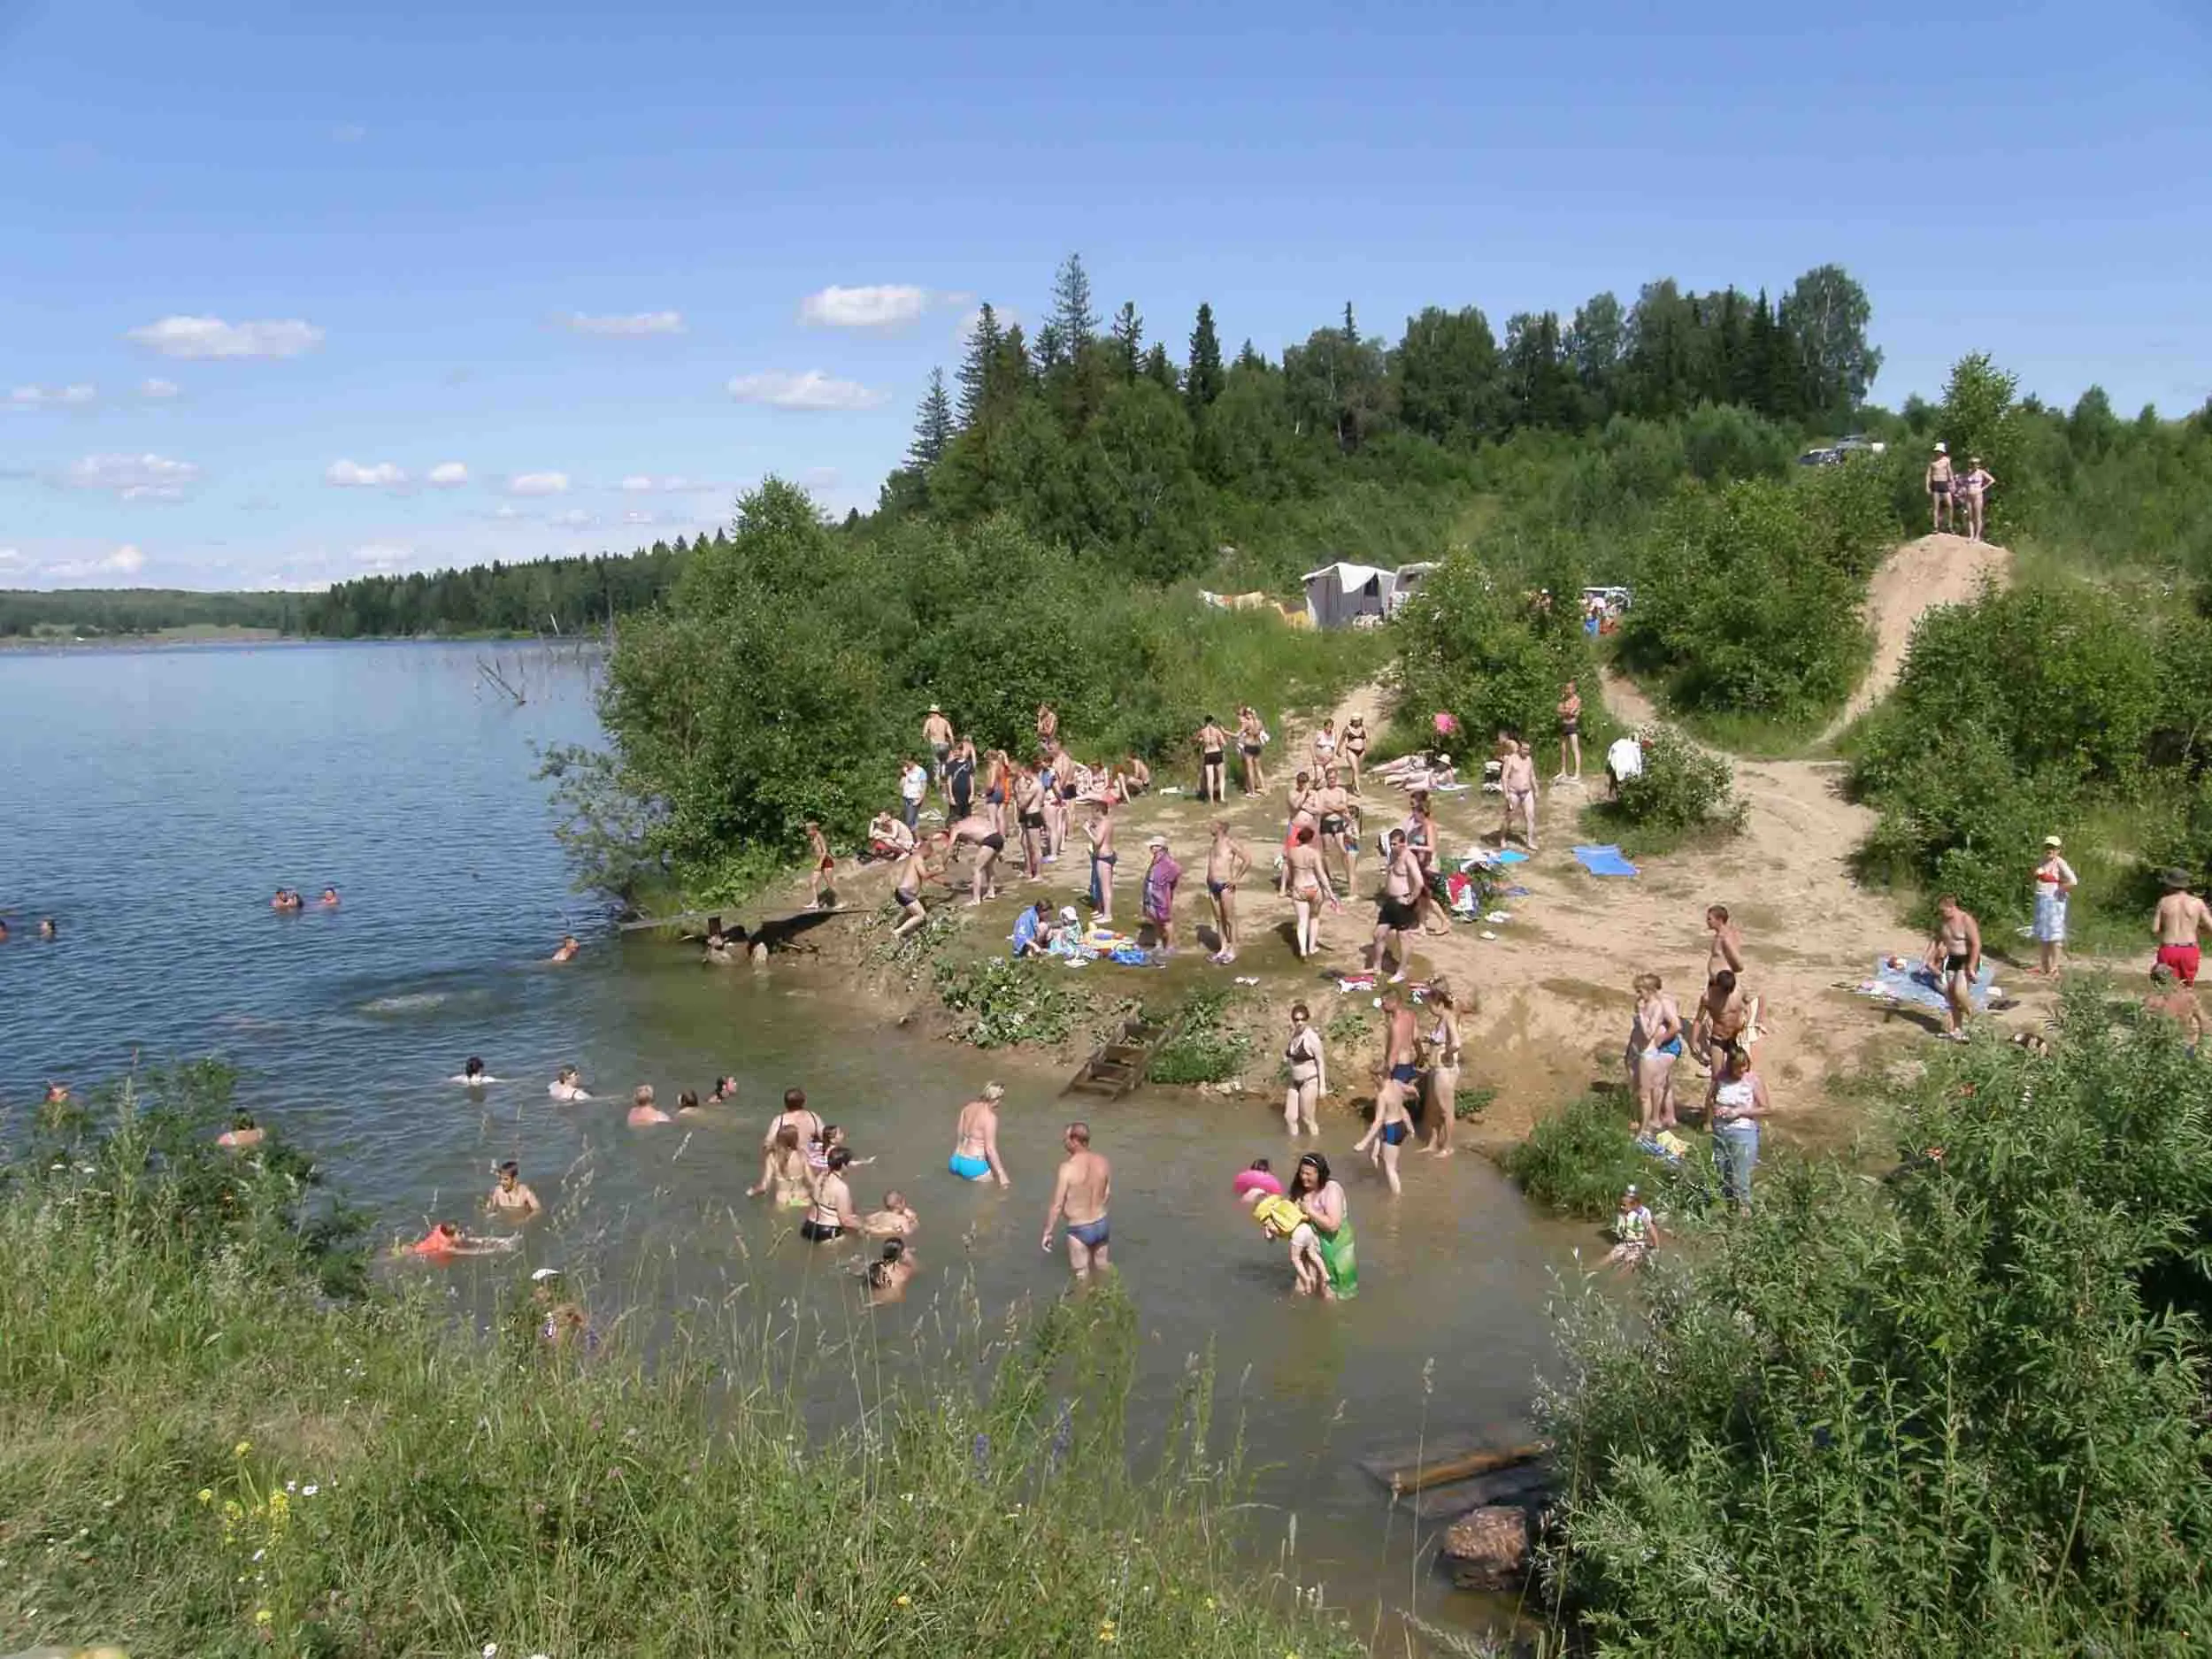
0;639;1583;1643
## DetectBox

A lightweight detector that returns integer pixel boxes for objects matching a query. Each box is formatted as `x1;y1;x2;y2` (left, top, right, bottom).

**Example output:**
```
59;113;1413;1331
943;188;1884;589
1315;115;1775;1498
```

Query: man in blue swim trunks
1041;1121;1112;1280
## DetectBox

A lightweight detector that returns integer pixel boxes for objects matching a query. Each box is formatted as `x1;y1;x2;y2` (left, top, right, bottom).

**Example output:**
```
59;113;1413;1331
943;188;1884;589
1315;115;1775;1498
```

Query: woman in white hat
2032;834;2078;978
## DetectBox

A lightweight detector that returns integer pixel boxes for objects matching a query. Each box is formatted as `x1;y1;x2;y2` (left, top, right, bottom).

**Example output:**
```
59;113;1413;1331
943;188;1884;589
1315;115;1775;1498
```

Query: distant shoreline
0;627;582;651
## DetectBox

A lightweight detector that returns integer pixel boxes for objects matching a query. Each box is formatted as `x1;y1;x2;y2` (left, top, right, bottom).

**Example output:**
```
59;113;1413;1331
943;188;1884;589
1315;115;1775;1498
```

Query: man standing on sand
1706;905;1745;977
1041;1121;1112;1280
1925;895;1982;1041
1205;819;1252;964
1500;741;1540;852
1085;796;1119;923
922;705;954;794
1195;715;1228;804
1555;680;1583;783
1693;968;1752;1070
1014;764;1048;881
1926;442;1955;534
946;735;977;823
1962;457;1997;543
1142;836;1183;952
2152;870;2212;986
1371;827;1422;984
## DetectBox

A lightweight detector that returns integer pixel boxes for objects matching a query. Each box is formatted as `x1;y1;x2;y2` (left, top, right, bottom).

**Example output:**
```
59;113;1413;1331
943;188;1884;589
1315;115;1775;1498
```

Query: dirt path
1823;533;2011;740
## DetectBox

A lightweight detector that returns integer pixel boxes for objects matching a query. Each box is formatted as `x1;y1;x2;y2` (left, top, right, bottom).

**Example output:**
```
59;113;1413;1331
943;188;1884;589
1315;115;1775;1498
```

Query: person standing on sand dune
1041;1121;1112;1280
1926;442;1955;534
1705;904;1745;978
1195;716;1228;804
2152;870;2212;986
1962;457;1997;543
2031;836;2077;977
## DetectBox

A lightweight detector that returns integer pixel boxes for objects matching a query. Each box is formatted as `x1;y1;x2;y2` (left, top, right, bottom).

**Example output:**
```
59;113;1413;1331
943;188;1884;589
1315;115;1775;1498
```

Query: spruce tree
1186;302;1224;411
1049;254;1098;354
1143;342;1177;392
1235;339;1265;372
907;367;955;470
1110;302;1144;381
956;303;1003;428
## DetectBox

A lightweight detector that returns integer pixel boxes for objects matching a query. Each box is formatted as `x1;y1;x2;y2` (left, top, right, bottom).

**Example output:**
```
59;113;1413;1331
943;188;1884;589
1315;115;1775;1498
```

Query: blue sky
3;0;2207;590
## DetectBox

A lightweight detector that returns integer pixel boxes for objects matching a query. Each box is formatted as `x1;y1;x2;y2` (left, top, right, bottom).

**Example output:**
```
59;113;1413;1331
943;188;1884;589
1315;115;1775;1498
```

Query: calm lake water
0;639;1579;1640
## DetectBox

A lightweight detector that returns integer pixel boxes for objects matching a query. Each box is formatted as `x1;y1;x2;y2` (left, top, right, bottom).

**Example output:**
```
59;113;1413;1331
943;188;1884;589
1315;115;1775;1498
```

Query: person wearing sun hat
2030;835;2078;978
2153;868;2212;987
1926;441;1954;534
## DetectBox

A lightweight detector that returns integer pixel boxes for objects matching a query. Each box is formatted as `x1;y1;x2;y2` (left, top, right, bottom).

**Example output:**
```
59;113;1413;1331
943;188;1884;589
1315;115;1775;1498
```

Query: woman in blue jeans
1706;1045;1772;1212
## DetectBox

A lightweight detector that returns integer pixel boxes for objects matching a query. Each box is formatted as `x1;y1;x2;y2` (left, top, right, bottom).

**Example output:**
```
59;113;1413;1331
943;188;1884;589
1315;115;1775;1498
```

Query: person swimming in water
749;1124;813;1208
216;1112;265;1149
803;1148;864;1242
319;887;341;907
549;1064;590;1102
710;1075;740;1103
627;1085;671;1126
486;1159;542;1219
864;1238;918;1303
863;1191;919;1237
451;1056;503;1087
549;935;581;964
949;1083;1010;1187
403;1221;518;1259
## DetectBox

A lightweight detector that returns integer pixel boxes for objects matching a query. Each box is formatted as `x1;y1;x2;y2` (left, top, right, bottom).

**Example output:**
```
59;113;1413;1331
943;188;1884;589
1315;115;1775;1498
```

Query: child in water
864;1238;917;1304
1241;1183;1325;1297
1597;1185;1660;1271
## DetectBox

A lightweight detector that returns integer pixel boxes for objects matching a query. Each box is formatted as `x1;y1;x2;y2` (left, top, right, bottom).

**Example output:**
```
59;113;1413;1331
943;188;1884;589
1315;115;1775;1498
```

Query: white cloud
549;509;595;528
351;543;414;572
726;370;887;412
59;452;200;501
138;378;180;399
617;473;711;494
426;461;469;488
490;504;526;520
505;471;570;496
9;383;98;409
563;311;684;337
622;509;661;526
0;547;25;565
333;122;368;143
799;284;931;329
42;544;147;580
127;315;325;359
324;459;408;489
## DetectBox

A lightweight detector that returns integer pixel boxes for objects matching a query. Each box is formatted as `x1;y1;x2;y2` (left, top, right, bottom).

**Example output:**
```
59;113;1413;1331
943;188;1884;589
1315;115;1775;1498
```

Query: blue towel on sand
1572;844;1640;878
1871;956;1996;1013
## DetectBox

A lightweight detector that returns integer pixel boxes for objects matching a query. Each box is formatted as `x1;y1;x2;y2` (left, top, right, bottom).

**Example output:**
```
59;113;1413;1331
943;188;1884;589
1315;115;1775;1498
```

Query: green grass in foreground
0;1066;1363;1658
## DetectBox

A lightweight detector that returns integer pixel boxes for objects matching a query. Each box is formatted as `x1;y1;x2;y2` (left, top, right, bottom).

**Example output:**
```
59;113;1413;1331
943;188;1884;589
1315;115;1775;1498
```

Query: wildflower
484;1645;499;1657
197;1488;214;1504
895;1594;911;1608
285;1479;297;1494
252;1548;266;1563
234;1440;252;1457
301;1484;319;1497
255;1609;273;1626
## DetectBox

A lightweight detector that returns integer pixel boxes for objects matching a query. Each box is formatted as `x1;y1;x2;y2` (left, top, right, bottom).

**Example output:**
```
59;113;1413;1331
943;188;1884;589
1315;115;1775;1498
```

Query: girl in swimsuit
1282;1002;1325;1136
949;1083;1010;1187
749;1124;814;1209
1284;826;1336;960
1342;714;1368;790
1627;972;1685;1133
805;821;834;909
1423;979;1465;1156
1405;794;1446;934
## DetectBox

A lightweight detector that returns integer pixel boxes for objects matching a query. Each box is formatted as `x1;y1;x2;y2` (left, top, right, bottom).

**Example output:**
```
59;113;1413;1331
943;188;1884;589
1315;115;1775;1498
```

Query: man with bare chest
1204;819;1252;964
2152;870;2212;986
1500;741;1540;852
1371;827;1421;985
1694;968;1751;1069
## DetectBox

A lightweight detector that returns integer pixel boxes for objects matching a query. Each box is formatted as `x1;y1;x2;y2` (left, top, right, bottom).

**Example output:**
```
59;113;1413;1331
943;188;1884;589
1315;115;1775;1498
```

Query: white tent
1302;561;1396;629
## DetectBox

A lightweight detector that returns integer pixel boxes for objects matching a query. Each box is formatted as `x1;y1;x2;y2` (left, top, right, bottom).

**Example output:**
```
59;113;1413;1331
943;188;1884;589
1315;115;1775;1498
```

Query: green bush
1537;991;2212;1655
1;1068;1363;1659
933;955;1090;1048
1502;1092;1693;1220
1146;987;1252;1086
1618;468;1887;720
1609;725;1745;836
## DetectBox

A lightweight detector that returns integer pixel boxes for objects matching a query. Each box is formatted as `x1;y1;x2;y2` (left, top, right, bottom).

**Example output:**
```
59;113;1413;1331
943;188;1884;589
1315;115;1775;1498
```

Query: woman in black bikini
1341;714;1368;790
802;1148;864;1242
949;814;1004;905
1237;706;1267;795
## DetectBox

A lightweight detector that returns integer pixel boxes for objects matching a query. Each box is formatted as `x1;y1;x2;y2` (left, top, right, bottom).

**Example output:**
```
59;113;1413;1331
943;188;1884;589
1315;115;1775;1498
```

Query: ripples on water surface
0;639;1575;1639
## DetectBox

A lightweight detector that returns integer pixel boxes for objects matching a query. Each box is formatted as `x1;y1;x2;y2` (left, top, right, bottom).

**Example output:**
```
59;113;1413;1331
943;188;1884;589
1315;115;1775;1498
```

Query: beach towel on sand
1863;956;1998;1013
1571;844;1640;878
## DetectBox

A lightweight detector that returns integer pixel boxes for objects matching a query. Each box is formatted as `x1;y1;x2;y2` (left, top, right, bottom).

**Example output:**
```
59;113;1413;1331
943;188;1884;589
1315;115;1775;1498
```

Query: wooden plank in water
1362;1440;1550;1496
